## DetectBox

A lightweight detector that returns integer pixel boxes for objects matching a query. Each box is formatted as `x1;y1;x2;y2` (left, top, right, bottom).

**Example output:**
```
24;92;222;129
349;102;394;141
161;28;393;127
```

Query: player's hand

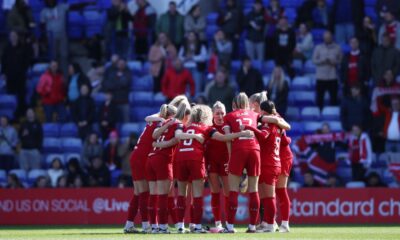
195;134;205;144
242;130;254;138
166;118;176;126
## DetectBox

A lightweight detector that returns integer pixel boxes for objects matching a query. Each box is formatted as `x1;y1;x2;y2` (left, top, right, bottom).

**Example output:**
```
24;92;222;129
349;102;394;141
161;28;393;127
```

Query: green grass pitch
0;225;399;240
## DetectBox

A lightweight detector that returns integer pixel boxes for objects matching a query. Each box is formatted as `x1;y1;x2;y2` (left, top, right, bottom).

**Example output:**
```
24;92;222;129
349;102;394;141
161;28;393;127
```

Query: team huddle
123;92;293;234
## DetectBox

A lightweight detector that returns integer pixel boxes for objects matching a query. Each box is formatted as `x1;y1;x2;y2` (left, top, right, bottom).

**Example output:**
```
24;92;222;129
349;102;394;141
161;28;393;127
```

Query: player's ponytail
233;92;250;110
260;100;277;115
249;91;268;105
190;105;213;126
169;95;189;108
159;104;177;119
212;101;226;114
175;101;191;121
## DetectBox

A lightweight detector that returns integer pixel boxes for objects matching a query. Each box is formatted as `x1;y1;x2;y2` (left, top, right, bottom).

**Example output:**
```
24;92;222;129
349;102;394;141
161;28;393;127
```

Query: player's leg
157;179;173;233
221;175;230;226
257;182;266;226
208;173;222;228
137;180;150;232
276;174;290;233
176;180;188;233
168;182;177;227
258;183;276;233
124;185;140;233
246;176;260;233
148;181;159;233
224;173;241;233
191;178;207;233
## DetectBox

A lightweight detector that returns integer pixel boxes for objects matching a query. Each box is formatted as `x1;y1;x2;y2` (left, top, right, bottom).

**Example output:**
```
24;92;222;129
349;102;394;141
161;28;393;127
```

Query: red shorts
130;150;149;181
280;157;293;176
260;166;281;185
175;159;205;182
207;154;229;176
228;149;260;177
146;154;173;181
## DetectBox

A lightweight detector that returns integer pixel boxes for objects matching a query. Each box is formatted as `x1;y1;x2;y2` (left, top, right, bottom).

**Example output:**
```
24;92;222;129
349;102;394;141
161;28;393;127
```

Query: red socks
192;197;203;224
224;196;229;222
276;188;291;221
211;193;221;222
176;196;186;223
139;192;149;222
227;191;239;224
248;192;260;225
127;194;139;222
263;197;276;224
158;194;168;224
168;197;177;224
148;194;158;224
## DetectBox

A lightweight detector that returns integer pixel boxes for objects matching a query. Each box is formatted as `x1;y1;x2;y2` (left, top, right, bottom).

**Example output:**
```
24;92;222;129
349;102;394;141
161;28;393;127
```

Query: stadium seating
120;123;143;138
9;169;27;182
61;138;83;154
130;106;159;122
301;107;321;121
346;181;366;188
129;91;154;106
291;76;313;91
46;154;65;167
304;121;322;134
27;169;48;185
60;123;79;138
286;106;300;121
0;94;17;110
43;123;60;138
321;106;340;121
65;153;82;164
131;75;154;92
0;170;6;184
43;138;62;154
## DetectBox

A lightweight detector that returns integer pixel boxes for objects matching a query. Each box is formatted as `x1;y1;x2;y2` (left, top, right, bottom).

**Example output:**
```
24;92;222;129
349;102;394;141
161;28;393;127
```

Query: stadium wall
0;188;399;225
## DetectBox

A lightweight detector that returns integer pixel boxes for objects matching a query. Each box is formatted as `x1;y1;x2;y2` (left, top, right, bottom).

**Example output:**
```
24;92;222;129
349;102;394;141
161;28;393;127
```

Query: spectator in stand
82;132;103;168
365;172;387;187
264;0;285;59
104;54;119;83
293;23;314;62
357;16;377;59
86;61;105;93
340;37;369;94
85;35;103;63
266;66;289;116
315;123;337;172
325;174;340;188
106;0;131;59
296;0;317;27
56;175;67;188
40;0;94;75
18;109;43;171
236;56;264;97
378;11;400;50
210;29;233;69
332;0;364;45
103;131;122;171
371;33;400;85
312;0;331;29
184;4;206;42
340;85;371;132
1;31;31;118
7;0;35;34
47;157;64;187
99;92;118;140
102;58;131;122
130;0;156;61
348;125;373;182
273;17;296;77
376;0;400;23
303;172;319;187
66;158;86;187
312;31;342;110
178;31;207;94
161;58;195;101
6;173;24;189
67;63;91;103
217;0;241;54
71;85;96;140
88;156;111;187
36;60;66;122
0;116;18;171
119;133;138;177
34;176;50;188
71;175;85;188
148;32;177;93
244;0;265;62
156;1;184;47
206;68;235;112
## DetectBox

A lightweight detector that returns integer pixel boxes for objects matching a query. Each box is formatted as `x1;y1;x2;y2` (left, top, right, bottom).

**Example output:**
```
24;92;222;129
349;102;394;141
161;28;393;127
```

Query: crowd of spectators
1;0;400;189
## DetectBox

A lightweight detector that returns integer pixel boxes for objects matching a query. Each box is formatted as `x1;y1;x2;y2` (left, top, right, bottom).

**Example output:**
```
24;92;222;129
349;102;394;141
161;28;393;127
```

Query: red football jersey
149;120;180;158
280;131;293;163
133;121;159;156
175;123;216;161
223;109;260;150
205;123;228;159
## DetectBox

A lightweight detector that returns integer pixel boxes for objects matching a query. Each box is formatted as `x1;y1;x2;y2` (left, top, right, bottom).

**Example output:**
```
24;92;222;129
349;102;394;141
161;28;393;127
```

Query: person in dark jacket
217;0;242;41
6;0;35;34
357;16;377;59
244;0;265;61
66;158;87;187
340;85;371;131
18;108;43;171
206;68;235;112
106;0;131;58
67;63;92;103
99;92;118;140
102;58;131;122
156;1;184;47
103;131;122;171
331;0;364;44
267;66;289;116
1;31;31;118
340;37;369;95
71;84;95;140
273;17;296;78
236;56;264;96
88;156;111;187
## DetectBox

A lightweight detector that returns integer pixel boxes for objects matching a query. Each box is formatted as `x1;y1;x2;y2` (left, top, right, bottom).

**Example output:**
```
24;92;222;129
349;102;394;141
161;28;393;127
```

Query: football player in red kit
205;101;230;232
171;105;254;233
245;100;291;233
276;130;293;232
124;104;175;233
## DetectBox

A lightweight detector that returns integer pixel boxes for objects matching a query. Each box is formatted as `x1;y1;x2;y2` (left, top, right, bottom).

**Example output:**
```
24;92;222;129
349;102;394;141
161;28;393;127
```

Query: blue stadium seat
111;169;122;186
68;11;84;39
336;167;352;183
364;0;377;7
153;92;167;106
127;61;143;74
120;123;143;138
293;59;303;74
289;121;304;137
9;169;27;182
0;94;17;110
327;121;342;132
286;106;300;121
46;154;65;167
207;12;218;25
206;25;219;41
61;138;83;154
321;106;340;121
83;10;106;37
0;170;6;184
301;107;321;120
304;60;316;74
252;60;262;72
32;63;49;74
64;153;81;164
346;181;366;188
97;0;112;9
280;0;304;8
341;44;351;53
263;60;275;74
0;109;14;119
293;91;315;105
291;76;312;90
129;91;154;106
304;121;322;134
130;106;159;122
43;123;60;138
131;74;153;91
231;60;241;74
93;93;106;107
311;28;325;44
27;169;48;185
284;7;297;24
364;7;378;24
60;123;79;138
43;138;62;153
